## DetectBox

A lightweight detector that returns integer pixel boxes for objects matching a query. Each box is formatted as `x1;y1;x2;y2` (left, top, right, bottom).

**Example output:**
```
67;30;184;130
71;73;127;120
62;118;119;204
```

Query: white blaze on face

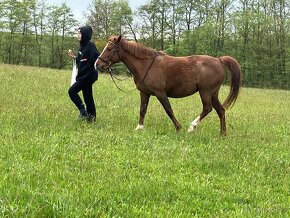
94;42;109;69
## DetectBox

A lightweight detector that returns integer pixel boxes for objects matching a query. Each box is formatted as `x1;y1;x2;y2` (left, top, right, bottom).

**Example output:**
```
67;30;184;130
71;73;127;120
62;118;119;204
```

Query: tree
138;0;170;49
110;0;133;35
1;0;22;64
86;0;133;39
46;3;77;68
17;0;36;65
86;0;112;38
32;0;48;67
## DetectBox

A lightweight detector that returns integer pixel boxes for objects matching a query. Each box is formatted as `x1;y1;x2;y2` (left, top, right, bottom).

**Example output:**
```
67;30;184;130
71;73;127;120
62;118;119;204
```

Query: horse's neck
121;53;148;82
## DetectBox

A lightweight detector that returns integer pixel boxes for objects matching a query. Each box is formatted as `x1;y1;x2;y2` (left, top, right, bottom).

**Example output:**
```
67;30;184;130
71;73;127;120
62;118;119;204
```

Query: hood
79;26;93;46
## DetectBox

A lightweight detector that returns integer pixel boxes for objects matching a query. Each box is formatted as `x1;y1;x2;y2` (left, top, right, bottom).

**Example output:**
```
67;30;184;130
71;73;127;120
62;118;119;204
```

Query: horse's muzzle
95;58;111;72
97;66;106;72
95;63;111;72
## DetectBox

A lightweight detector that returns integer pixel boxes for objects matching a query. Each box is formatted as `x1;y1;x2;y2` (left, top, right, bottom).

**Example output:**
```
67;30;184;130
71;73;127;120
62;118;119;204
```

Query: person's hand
68;49;76;59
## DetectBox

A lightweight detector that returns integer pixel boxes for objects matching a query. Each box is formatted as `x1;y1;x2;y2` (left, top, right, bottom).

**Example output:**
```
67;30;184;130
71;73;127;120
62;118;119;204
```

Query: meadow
0;64;289;217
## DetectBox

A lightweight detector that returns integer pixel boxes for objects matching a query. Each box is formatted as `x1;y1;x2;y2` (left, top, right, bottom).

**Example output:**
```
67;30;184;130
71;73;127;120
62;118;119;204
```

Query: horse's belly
167;87;198;98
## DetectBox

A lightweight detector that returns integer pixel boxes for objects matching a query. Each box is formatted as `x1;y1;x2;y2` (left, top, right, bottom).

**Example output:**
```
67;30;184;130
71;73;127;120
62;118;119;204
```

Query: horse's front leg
135;92;150;130
156;93;182;131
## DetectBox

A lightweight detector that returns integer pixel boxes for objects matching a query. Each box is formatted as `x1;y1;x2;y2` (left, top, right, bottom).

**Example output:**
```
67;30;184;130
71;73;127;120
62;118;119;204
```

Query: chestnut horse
95;35;242;135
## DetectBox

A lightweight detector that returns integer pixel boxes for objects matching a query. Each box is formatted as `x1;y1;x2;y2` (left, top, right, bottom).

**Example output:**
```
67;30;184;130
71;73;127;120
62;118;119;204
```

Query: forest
0;0;289;89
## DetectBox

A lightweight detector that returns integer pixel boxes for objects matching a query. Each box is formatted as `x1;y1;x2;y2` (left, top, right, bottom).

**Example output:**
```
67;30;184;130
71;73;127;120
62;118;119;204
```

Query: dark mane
121;39;165;59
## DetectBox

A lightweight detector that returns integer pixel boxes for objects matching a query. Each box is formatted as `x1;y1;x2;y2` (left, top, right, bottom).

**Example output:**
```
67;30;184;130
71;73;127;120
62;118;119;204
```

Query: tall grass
0;64;289;217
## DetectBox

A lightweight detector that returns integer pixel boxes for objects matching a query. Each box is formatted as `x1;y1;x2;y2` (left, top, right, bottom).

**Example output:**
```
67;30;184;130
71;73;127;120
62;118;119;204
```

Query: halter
96;41;120;70
96;39;158;93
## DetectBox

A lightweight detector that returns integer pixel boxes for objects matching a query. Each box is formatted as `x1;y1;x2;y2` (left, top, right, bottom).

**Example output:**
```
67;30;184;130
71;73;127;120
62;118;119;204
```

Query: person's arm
67;49;76;59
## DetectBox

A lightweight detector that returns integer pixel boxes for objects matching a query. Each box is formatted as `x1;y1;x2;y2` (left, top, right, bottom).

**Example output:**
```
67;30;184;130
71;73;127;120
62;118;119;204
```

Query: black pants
68;80;96;116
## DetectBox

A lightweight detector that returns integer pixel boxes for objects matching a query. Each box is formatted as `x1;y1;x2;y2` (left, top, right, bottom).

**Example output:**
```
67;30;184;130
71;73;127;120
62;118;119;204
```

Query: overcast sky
46;0;144;25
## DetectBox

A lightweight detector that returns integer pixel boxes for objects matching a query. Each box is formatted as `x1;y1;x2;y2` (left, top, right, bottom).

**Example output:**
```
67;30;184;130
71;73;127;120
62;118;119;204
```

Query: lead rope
141;51;158;83
108;51;158;93
108;68;136;93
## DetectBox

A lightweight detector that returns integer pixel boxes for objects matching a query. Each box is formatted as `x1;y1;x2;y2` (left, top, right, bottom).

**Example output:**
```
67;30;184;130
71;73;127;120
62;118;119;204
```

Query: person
67;26;99;122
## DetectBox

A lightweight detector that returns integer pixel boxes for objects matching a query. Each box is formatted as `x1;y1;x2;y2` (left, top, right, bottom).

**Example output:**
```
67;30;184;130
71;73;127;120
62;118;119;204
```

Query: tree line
1;0;290;89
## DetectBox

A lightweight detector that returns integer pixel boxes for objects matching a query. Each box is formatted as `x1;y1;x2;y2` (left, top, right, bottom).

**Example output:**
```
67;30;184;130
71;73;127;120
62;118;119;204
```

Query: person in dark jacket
68;26;99;122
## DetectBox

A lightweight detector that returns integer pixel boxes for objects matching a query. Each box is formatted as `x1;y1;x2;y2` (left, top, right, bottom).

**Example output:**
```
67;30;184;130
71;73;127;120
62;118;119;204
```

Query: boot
87;114;96;123
79;108;88;119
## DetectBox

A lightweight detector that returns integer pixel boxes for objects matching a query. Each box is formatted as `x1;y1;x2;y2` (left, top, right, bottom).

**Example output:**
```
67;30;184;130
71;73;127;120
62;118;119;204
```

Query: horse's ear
117;35;122;43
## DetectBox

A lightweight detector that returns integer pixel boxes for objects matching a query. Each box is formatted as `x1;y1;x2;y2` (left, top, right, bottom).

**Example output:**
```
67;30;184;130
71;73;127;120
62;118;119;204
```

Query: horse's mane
121;39;165;59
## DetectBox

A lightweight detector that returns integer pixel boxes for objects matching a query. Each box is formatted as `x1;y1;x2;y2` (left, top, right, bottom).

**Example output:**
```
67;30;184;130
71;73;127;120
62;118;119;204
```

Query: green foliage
136;0;290;90
0;64;290;217
0;0;290;89
0;0;77;69
86;0;133;38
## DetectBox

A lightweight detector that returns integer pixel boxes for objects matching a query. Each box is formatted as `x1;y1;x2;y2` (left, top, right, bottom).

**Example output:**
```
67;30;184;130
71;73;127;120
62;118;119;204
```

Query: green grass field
0;64;289;217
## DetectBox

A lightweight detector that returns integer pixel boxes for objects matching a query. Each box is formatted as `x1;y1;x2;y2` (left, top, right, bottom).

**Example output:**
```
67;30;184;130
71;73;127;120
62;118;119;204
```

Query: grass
0;63;289;217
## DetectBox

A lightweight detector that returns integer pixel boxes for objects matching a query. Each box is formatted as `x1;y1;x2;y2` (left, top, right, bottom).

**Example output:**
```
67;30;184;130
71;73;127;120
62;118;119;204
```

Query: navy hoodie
76;26;99;83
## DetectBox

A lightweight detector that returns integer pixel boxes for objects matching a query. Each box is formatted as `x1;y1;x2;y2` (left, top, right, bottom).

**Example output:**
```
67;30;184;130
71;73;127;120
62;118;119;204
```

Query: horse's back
163;54;223;76
190;55;225;88
157;55;224;97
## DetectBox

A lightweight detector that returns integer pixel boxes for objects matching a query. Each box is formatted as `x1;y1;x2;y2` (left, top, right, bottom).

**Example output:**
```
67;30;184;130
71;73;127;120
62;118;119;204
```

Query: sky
47;0;143;24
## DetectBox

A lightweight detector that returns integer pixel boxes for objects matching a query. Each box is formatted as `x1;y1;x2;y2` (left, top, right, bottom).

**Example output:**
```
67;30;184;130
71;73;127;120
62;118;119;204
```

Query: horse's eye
107;47;112;51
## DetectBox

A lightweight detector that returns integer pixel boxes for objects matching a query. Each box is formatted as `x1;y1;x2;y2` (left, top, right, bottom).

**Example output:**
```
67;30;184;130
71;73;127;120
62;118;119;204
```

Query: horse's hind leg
212;91;226;136
156;93;182;131
188;91;212;132
135;92;150;130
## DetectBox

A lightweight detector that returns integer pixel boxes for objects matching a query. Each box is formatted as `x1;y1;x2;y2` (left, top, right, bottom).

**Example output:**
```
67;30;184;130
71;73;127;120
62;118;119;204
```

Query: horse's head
95;35;122;72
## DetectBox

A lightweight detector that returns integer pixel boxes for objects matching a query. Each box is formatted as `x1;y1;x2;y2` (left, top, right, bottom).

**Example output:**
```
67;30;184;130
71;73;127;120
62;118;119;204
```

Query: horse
95;35;242;136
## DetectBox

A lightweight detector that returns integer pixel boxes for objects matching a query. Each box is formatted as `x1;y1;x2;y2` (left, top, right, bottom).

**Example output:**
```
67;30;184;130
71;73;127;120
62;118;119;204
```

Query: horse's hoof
187;125;196;133
220;132;227;137
176;125;182;132
135;124;144;131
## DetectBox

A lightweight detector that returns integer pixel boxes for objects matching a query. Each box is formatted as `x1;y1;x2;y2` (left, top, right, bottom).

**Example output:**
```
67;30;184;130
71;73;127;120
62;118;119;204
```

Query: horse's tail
219;56;242;109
